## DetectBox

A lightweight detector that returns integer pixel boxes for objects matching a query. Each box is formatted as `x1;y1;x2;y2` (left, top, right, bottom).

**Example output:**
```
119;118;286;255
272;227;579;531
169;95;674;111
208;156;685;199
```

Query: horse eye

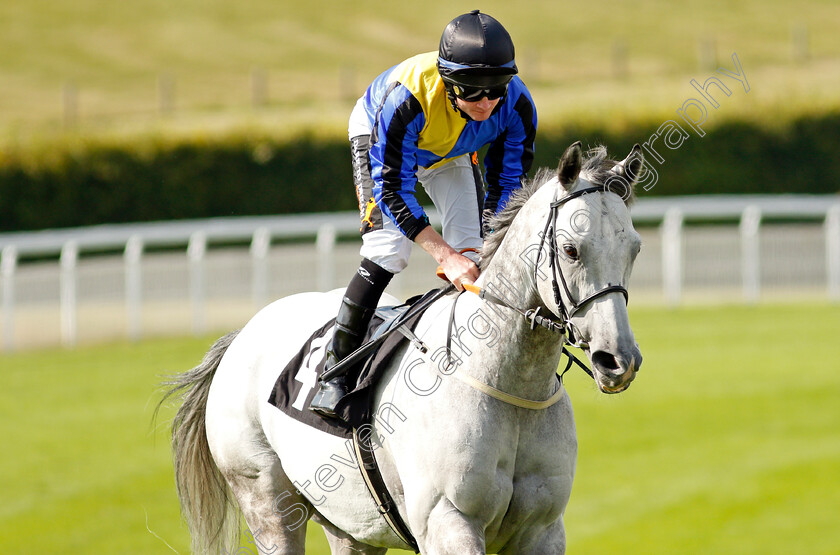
562;243;579;260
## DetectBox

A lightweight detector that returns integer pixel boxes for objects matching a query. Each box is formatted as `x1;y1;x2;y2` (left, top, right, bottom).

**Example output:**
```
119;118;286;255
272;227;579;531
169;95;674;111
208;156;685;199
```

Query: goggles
451;83;508;102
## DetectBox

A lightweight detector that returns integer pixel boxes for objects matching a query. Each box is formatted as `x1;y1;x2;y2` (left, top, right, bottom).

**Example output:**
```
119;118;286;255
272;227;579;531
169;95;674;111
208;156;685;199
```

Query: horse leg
221;451;313;554
420;498;485;555
206;359;313;552
499;518;567;555
316;519;387;555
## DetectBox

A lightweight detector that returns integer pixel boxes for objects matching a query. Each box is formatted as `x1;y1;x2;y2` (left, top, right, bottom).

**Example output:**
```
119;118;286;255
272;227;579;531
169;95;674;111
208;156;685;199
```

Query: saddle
267;285;451;438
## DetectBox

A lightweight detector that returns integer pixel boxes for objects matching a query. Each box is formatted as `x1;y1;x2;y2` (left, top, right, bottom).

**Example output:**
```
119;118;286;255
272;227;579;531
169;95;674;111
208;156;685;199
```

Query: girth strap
353;427;420;553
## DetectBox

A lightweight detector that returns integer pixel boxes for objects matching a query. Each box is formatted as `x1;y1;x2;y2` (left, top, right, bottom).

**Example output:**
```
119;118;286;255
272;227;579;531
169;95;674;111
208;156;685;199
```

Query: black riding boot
310;297;376;418
309;151;393;414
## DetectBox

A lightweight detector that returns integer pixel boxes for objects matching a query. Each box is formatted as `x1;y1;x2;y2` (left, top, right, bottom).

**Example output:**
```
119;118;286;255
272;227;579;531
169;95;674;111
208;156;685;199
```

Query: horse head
533;142;645;393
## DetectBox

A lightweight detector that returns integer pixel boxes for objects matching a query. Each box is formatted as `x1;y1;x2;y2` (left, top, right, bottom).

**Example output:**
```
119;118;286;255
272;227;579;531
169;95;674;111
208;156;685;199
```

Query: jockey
311;10;538;418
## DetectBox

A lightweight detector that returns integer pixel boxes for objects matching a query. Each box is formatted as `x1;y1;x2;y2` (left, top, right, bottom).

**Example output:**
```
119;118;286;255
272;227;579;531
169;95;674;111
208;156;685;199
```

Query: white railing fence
1;195;838;351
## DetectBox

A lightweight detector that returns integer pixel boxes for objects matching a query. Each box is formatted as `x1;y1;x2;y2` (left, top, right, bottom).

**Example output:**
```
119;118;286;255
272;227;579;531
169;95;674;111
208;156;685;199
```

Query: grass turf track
1;302;838;553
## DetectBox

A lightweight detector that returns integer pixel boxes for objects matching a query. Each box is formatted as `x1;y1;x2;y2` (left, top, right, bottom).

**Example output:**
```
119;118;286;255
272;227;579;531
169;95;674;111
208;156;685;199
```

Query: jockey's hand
440;250;480;292
415;226;480;292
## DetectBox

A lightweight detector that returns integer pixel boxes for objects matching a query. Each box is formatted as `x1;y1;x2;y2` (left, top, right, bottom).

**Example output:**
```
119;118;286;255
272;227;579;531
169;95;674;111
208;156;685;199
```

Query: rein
452;285;593;385
442;288;584;410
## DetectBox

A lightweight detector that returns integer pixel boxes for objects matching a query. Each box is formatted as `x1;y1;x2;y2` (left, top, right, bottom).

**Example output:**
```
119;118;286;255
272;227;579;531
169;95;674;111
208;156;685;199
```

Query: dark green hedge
2;113;838;232
0;136;357;232
544;113;840;197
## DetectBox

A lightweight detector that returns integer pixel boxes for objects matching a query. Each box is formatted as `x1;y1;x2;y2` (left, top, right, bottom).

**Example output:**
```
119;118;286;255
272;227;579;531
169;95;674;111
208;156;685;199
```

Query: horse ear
557;141;582;189
616;144;645;185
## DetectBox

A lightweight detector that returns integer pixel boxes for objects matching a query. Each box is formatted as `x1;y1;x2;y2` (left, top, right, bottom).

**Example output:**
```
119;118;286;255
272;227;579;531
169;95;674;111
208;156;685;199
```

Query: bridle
456;183;630;381
533;184;630;345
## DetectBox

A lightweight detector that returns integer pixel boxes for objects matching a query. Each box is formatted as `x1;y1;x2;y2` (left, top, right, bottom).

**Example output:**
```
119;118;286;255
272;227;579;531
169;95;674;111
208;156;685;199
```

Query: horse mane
480;145;636;269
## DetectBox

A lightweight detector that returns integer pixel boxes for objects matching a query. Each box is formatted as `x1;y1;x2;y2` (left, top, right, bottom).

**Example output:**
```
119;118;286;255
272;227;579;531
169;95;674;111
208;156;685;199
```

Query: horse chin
594;375;633;394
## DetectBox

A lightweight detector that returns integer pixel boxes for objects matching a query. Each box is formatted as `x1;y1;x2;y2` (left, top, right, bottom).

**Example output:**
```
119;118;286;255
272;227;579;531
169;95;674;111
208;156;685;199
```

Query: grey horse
164;142;645;554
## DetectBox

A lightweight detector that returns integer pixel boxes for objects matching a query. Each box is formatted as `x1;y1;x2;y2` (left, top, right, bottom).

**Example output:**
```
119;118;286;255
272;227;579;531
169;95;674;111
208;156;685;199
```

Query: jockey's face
455;96;500;121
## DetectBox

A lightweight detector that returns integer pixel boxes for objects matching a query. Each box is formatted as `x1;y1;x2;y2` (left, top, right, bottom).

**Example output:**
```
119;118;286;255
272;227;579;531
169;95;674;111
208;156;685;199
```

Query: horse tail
159;330;240;554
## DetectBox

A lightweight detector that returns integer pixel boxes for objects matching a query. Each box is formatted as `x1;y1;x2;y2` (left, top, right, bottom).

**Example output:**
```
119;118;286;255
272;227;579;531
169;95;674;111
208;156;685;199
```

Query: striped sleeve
369;84;430;240
483;91;537;215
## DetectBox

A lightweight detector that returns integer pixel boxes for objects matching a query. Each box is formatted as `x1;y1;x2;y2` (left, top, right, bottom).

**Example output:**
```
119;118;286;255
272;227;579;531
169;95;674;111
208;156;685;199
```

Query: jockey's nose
476;97;495;109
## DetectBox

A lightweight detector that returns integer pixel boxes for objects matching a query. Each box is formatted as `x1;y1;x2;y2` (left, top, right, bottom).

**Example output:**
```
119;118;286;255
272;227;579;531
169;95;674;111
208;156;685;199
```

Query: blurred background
1;1;838;553
2;0;839;348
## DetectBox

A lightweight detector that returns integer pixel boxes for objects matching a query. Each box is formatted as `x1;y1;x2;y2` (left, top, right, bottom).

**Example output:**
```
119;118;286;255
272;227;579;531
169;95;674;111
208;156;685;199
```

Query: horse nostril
591;350;619;371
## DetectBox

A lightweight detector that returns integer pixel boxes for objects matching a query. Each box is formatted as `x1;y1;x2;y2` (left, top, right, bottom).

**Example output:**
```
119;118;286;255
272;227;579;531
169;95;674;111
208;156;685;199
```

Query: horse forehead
561;192;634;238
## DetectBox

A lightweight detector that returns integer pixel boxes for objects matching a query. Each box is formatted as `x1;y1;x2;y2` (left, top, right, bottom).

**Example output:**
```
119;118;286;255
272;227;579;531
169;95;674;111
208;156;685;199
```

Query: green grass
562;304;840;553
1;303;839;553
2;0;840;144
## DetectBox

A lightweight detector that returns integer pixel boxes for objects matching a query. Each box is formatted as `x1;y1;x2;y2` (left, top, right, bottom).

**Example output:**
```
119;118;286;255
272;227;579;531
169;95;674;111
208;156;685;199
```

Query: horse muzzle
589;346;642;394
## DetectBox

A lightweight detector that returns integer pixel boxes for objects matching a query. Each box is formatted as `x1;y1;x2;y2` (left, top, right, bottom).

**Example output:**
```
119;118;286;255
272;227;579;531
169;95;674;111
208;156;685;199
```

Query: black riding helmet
437;10;518;99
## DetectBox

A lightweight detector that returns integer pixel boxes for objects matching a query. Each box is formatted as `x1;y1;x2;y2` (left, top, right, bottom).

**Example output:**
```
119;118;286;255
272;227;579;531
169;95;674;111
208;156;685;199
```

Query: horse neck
469;196;566;399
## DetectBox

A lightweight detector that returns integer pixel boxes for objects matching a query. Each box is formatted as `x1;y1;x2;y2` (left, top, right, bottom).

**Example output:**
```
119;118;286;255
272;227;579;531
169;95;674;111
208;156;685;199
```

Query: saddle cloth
267;290;437;438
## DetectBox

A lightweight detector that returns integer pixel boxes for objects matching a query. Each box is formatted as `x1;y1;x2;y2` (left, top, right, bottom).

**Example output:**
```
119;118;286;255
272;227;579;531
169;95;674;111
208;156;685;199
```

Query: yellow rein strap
448;282;565;410
451;370;565;410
